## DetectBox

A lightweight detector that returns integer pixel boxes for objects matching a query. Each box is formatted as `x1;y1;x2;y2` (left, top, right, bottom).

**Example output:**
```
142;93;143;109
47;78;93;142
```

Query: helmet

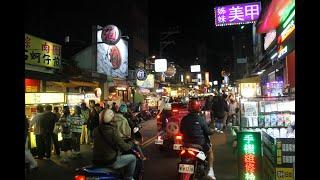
100;109;115;123
119;103;128;113
188;99;201;113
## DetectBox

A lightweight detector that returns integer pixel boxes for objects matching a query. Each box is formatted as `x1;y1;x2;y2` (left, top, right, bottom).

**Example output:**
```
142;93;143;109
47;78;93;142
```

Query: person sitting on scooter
180;98;216;180
116;103;147;160
93;109;136;180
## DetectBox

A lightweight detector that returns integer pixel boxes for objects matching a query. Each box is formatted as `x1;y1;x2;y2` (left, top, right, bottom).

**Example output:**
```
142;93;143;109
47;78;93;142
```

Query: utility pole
159;30;179;58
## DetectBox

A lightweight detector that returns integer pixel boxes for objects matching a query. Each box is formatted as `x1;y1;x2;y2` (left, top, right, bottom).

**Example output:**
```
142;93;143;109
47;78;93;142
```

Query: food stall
25;92;65;150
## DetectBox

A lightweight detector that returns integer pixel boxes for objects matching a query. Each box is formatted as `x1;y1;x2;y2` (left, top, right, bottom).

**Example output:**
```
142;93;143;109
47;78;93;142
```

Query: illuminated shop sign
190;65;201;72
101;25;121;45
155;59;168;72
214;2;261;26
279;20;295;44
67;94;85;105
25;93;65;105
237;132;262;180
278;9;295;44
25;34;62;69
278;46;288;59
264;30;276;50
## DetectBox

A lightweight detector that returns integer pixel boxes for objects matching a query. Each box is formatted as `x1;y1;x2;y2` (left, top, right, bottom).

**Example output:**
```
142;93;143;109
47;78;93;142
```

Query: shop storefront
236;1;295;179
25;92;66;149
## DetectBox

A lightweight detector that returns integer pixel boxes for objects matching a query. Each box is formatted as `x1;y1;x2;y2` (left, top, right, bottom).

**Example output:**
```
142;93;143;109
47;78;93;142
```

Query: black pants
72;132;81;152
44;133;53;158
35;134;45;158
52;133;61;156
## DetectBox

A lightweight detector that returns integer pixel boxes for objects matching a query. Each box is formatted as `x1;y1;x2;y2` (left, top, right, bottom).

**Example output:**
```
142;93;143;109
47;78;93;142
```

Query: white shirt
30;112;44;135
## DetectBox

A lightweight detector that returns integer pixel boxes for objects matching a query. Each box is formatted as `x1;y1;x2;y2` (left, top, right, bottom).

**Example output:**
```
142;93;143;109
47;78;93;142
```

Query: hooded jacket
113;113;132;138
93;123;133;165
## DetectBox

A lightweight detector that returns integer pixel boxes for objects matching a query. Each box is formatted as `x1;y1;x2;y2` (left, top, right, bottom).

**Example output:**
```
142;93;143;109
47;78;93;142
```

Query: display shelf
243;126;288;129
260;111;295;115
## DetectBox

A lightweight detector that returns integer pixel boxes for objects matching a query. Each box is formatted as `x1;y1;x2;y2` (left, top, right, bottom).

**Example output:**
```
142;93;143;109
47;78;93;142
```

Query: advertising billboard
97;30;128;79
137;74;154;89
25;34;62;69
215;2;261;26
190;65;201;72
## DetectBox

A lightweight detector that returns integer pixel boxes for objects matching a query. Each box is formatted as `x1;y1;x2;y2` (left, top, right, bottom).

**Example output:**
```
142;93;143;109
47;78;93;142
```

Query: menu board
67;94;85;105
243;102;258;117
25;93;65;104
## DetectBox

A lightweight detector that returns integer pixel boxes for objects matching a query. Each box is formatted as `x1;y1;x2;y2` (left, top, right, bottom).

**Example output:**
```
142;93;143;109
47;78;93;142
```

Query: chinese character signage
237;132;262;180
215;2;261;26
97;30;128;79
101;25;121;45
25;34;61;69
25;93;65;104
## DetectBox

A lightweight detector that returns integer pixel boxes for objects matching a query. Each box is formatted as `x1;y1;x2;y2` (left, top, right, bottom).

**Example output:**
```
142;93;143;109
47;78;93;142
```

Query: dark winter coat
212;96;229;119
180;113;214;146
41;111;59;134
93;123;134;166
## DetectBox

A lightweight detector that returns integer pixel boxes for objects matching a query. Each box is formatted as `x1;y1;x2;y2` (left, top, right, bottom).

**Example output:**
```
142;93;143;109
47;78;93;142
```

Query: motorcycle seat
77;165;120;176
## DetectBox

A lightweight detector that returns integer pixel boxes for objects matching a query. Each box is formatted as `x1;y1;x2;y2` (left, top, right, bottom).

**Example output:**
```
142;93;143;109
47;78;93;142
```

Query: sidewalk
212;130;238;180
25;144;92;180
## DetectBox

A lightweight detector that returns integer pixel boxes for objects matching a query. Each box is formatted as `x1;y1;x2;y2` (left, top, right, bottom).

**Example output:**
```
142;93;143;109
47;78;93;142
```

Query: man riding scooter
92;109;136;180
180;99;216;180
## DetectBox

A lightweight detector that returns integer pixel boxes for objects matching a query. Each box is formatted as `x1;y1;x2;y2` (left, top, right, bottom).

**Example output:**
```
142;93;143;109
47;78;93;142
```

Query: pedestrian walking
41;105;59;160
80;102;90;145
60;106;73;163
70;106;85;157
30;105;45;159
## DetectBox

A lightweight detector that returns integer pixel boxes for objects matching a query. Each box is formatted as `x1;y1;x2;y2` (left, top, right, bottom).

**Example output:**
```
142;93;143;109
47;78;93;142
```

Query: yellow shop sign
25;33;61;69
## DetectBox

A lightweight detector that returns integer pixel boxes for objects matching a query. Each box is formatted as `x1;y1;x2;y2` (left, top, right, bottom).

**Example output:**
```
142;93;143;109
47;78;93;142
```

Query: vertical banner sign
237;132;262;180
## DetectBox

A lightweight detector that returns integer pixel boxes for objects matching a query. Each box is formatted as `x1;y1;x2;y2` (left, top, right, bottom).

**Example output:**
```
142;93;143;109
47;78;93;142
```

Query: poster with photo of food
97;30;128;79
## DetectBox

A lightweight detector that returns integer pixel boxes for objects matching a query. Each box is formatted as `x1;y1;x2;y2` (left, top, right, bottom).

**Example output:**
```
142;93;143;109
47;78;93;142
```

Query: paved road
26;119;238;180
142;120;238;180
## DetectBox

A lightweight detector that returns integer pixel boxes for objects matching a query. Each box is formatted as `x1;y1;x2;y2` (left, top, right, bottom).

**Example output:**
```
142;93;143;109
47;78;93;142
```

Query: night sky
25;0;255;81
149;0;256;81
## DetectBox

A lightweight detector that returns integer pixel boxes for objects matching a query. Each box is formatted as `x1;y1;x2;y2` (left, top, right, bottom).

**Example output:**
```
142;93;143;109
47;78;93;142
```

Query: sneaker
207;168;216;180
220;130;224;134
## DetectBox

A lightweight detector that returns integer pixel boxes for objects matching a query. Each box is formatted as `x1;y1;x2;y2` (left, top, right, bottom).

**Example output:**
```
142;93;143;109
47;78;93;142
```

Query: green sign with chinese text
237;131;262;180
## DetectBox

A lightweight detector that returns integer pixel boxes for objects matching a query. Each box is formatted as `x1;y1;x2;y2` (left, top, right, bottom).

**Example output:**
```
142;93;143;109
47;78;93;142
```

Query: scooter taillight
188;150;196;156
74;175;86;180
175;135;183;140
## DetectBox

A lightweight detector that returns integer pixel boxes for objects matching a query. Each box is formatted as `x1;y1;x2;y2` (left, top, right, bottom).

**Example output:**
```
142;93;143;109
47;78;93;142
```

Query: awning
69;80;99;87
235;76;260;84
51;80;99;88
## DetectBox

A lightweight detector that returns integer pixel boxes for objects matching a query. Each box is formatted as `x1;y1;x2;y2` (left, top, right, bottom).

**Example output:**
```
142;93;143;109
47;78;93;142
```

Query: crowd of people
202;92;240;134
25;100;146;178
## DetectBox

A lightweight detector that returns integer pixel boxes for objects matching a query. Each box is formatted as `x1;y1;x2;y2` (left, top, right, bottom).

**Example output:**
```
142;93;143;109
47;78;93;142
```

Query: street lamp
186;75;190;84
